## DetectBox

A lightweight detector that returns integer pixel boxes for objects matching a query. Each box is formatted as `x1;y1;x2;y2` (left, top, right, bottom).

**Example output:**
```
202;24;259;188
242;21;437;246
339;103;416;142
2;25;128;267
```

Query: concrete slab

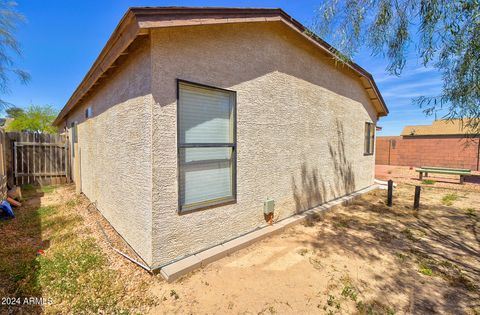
158;185;379;281
160;254;202;282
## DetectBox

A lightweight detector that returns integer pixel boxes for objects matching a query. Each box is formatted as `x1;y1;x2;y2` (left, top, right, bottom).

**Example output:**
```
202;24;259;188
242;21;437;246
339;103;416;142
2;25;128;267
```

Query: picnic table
416;166;471;184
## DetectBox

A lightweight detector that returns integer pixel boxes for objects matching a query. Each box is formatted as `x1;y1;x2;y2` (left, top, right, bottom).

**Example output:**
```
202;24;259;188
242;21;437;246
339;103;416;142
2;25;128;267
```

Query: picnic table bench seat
420;166;471;173
416;167;470;184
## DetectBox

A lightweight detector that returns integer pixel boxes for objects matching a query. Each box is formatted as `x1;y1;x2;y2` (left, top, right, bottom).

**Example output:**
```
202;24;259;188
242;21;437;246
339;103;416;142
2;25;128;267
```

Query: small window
364;122;375;155
177;81;236;213
70;121;78;157
85;106;93;119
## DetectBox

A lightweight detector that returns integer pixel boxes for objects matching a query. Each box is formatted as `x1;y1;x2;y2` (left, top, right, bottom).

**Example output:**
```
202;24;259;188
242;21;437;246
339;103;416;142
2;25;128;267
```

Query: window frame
176;79;237;215
364;122;375;156
85;106;93;119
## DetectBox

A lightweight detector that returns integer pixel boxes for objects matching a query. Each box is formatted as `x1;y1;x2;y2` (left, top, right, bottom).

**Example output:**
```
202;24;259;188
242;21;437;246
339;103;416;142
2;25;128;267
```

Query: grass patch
421;179;436;185
65;198;80;208
21;184;35;192
418;262;434;276
40;185;56;194
333;219;349;229
465;208;477;217
0;186;156;314
441;193;458;206
394;252;409;263
401;228;417;242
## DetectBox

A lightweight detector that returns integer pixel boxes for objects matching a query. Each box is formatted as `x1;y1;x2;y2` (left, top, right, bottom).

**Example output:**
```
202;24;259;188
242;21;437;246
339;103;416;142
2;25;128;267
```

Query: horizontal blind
178;82;235;209
179;84;232;144
179;148;233;205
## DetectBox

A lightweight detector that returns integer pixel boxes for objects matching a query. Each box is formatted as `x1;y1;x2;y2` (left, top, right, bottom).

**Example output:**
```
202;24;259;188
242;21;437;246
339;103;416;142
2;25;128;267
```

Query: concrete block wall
376;136;480;170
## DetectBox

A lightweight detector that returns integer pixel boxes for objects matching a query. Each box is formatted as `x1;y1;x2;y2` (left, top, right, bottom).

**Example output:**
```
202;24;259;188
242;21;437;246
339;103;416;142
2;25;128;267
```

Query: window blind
178;82;236;211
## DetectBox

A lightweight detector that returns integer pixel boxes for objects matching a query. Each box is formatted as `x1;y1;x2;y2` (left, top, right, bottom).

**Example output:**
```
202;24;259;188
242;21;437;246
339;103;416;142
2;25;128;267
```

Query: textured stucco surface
64;43;154;264
150;22;378;267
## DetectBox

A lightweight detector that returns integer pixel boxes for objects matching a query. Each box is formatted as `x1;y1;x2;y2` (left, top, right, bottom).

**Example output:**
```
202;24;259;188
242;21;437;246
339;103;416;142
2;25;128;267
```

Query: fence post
414;186;421;209
387;180;393;207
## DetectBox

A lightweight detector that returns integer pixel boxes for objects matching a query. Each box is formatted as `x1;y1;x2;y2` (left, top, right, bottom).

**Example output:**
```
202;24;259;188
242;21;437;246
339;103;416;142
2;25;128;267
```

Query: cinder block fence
376;136;480;171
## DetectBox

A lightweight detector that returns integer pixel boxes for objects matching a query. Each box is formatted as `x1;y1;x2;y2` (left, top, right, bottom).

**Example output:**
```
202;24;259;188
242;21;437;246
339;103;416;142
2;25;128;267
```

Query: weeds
297;248;309;256
333;219;349;229
441;193;458;206
422;179;436;185
394;252;409;263
418;261;434;276
40;185;56;194
170;289;179;300
341;285;357;301
401;228;417;241
465;208;477;217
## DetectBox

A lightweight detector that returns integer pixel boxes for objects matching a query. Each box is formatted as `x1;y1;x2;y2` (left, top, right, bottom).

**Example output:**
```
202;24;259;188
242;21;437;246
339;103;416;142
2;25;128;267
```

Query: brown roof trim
54;7;388;126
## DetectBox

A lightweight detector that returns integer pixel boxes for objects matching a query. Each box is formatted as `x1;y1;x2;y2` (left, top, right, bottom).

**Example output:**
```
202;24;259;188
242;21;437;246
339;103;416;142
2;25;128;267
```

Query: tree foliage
5;105;58;133
315;0;480;132
5;105;23;118
0;1;29;108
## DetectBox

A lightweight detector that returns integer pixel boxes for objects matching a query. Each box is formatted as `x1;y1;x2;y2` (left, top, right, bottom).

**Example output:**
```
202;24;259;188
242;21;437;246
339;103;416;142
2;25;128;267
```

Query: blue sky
6;0;444;136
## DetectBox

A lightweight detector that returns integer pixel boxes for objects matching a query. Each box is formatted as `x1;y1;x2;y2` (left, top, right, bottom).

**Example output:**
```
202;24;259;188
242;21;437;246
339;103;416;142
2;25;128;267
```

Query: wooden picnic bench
416;166;471;184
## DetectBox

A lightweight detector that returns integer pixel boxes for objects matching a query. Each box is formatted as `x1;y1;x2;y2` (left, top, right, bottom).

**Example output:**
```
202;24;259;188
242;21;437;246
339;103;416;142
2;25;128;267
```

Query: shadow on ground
302;186;480;314
0;185;46;314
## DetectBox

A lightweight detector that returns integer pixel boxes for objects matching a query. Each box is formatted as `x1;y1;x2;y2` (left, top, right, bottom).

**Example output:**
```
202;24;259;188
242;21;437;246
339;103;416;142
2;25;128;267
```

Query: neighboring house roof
401;119;478;136
0;117;13;129
53;7;389;126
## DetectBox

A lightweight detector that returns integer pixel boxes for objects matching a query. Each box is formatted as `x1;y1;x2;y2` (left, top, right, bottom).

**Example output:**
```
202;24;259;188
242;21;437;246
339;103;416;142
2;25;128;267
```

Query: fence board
2;132;70;186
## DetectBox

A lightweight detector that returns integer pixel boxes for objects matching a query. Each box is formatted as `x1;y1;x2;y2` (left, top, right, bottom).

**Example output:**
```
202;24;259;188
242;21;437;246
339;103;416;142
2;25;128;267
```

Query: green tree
5;106;23;118
0;1;30;108
314;0;480;132
6;105;58;133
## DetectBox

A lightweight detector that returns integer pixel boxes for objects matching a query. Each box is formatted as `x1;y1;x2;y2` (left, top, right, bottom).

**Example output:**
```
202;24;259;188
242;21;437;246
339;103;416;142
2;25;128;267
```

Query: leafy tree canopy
5;105;58;134
0;1;29;108
315;0;480;132
5;106;23;118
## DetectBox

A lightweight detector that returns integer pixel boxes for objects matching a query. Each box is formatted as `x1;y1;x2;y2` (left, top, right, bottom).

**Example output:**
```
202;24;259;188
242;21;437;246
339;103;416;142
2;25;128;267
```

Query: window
178;81;236;213
364;122;375;155
71;122;78;157
85;106;93;119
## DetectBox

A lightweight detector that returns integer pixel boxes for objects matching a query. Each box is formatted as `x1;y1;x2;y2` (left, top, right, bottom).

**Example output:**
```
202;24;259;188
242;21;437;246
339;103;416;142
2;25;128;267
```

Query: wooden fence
0;131;6;198
0;131;70;187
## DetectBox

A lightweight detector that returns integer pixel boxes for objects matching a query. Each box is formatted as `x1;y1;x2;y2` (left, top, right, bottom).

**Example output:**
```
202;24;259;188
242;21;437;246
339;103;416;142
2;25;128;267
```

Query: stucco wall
150;22;378;267
64;43;154;264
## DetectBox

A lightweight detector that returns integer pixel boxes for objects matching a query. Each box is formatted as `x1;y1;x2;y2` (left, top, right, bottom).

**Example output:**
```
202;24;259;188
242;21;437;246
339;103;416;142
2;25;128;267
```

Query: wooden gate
8;132;70;185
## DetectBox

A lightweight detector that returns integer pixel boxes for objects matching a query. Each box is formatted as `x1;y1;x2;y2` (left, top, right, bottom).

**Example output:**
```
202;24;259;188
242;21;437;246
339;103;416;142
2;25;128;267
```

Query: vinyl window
364;122;375;155
177;81;236;213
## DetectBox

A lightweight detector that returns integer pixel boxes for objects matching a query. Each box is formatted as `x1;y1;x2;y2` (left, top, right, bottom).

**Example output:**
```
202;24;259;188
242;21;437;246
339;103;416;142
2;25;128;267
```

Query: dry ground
1;183;479;314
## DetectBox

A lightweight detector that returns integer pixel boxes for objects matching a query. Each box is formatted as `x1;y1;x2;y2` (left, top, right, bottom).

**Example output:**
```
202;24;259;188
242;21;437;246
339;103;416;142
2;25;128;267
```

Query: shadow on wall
292;120;356;213
291;163;327;214
329;119;356;197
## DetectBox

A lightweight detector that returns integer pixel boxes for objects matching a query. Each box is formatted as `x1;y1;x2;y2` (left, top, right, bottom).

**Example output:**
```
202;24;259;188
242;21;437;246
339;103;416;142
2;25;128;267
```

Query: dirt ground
375;164;480;192
147;184;479;314
2;183;479;314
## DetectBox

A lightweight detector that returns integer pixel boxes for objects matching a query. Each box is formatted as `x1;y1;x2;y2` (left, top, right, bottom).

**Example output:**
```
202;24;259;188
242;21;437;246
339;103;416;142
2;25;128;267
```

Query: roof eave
54;7;388;126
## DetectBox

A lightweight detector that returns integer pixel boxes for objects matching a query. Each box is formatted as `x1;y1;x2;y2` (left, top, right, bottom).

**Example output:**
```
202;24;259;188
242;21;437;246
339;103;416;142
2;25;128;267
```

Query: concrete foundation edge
159;184;379;282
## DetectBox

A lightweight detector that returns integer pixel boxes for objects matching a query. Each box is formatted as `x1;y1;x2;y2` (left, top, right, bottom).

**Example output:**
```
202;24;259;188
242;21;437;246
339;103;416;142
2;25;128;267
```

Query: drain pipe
87;201;153;273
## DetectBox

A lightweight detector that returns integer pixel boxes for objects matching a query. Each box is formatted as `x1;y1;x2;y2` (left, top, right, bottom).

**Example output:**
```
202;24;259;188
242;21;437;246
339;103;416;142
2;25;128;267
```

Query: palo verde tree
5;105;58;134
314;0;480;133
0;1;29;108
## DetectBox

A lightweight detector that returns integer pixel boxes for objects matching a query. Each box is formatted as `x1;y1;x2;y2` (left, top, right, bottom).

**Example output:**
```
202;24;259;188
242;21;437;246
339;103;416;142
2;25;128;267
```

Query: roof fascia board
54;8;388;126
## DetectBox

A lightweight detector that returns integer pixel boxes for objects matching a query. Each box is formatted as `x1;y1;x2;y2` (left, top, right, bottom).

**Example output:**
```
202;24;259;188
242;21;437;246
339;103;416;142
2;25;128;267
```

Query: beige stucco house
53;7;388;271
